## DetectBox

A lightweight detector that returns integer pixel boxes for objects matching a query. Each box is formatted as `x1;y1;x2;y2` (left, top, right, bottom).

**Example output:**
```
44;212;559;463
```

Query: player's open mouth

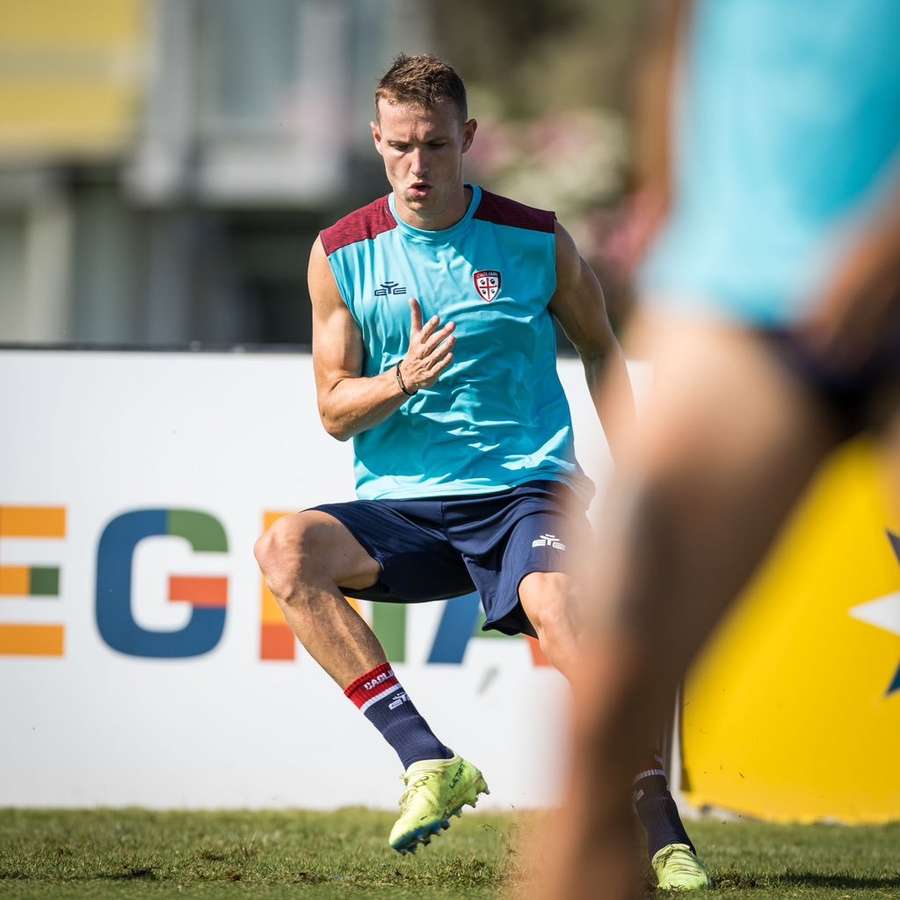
409;183;432;198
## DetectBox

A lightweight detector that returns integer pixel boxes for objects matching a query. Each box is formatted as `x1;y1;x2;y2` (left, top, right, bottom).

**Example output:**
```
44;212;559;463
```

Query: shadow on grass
98;867;157;881
716;871;900;891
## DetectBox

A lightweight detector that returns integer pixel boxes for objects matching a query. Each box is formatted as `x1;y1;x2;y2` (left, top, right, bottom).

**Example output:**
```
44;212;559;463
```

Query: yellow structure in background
682;439;900;823
0;0;146;158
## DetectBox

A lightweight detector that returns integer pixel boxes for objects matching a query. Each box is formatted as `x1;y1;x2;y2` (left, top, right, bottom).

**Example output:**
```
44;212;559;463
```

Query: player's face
372;98;476;229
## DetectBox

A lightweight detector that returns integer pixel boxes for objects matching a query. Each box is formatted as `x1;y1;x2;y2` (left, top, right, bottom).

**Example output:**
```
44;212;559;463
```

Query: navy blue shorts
312;480;587;638
766;321;900;439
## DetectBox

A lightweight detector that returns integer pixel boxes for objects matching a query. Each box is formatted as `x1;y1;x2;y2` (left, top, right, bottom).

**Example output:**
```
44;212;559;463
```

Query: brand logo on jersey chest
473;270;501;302
375;280;407;297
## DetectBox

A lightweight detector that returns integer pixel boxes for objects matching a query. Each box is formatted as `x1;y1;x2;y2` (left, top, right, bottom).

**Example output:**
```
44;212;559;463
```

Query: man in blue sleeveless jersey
254;54;706;885
537;2;900;896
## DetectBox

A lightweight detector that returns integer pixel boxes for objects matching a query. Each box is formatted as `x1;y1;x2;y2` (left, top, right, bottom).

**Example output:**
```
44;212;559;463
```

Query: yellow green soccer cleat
651;842;711;891
389;755;489;854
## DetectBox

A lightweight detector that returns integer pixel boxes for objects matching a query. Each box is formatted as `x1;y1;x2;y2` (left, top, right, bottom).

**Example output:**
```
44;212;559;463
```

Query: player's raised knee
256;511;369;603
253;513;315;600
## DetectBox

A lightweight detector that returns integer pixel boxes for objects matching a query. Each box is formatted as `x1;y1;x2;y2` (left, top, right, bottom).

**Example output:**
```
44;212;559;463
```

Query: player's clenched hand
398;298;456;392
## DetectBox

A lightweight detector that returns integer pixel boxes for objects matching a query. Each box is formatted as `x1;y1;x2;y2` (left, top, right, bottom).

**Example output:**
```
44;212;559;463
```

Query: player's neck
394;185;472;232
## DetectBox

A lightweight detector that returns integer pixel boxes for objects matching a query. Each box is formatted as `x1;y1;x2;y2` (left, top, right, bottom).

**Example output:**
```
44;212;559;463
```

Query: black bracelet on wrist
396;362;417;397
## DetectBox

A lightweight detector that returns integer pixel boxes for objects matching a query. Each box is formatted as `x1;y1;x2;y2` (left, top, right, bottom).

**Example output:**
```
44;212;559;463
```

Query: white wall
0;349;618;809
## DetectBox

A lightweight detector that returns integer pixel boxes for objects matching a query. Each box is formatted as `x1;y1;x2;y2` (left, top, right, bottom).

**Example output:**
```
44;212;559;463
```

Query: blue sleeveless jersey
319;185;591;501
642;0;900;325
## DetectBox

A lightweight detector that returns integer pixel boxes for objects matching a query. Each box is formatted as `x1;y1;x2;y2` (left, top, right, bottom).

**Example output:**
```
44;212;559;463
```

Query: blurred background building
0;0;642;348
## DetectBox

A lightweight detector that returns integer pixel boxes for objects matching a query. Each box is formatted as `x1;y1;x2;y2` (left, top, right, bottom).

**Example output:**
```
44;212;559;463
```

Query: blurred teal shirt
320;185;591;501
642;0;900;325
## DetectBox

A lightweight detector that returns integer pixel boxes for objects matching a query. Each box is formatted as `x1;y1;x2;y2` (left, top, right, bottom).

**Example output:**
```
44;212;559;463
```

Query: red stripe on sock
344;663;399;708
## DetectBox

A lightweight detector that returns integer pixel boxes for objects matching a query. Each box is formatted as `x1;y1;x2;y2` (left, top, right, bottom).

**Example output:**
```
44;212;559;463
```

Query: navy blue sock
345;663;453;770
633;770;695;859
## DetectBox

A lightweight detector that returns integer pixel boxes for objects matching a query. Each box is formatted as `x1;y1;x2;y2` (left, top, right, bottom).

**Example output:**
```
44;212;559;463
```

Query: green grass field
1;809;898;898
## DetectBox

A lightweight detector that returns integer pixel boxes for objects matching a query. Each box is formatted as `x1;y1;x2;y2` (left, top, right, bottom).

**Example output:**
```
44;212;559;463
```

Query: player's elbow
575;336;614;369
317;379;357;441
320;415;351;442
319;408;353;442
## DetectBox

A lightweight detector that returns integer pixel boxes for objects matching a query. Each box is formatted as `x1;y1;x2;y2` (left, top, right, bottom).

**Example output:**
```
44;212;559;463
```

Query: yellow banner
682;438;900;823
0;0;145;158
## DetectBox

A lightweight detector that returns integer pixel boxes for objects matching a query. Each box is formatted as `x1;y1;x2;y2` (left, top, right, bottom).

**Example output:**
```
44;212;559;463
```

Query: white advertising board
0;349;615;810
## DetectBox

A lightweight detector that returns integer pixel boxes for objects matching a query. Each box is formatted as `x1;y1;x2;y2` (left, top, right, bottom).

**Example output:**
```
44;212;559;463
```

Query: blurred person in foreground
254;53;707;884
534;0;900;897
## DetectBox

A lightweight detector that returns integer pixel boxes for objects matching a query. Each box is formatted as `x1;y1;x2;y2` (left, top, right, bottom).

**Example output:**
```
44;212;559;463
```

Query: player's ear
461;118;477;154
370;119;384;157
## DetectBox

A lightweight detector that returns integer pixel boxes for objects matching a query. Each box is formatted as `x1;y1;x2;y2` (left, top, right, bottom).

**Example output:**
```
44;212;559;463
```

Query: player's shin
632;752;695;858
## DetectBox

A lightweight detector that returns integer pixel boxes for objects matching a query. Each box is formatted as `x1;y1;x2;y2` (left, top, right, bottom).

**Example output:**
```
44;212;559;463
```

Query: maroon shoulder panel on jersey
320;195;396;255
473;189;556;234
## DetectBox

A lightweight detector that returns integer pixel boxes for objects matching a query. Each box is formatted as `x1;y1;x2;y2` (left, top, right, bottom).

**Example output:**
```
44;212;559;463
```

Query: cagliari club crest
473;270;501;303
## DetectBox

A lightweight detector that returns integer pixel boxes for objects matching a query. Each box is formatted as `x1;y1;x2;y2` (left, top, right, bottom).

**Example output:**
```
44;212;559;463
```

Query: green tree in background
431;0;652;328
432;0;647;119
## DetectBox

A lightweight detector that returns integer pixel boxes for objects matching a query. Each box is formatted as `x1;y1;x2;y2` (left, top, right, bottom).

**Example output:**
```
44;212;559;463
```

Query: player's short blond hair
375;54;468;121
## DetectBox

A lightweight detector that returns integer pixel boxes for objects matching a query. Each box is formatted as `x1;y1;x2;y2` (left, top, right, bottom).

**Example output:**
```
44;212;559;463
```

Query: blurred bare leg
535;316;839;900
883;411;900;509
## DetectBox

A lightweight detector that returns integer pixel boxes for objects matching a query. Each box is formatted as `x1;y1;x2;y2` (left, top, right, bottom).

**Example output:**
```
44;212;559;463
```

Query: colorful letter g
96;509;228;658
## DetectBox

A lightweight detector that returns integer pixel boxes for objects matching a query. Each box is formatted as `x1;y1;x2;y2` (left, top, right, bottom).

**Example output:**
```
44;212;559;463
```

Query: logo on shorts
473;270;501;302
532;533;566;551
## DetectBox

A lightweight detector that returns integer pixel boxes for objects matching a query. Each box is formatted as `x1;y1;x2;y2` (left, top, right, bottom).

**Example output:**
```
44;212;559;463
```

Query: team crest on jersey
473;270;501;303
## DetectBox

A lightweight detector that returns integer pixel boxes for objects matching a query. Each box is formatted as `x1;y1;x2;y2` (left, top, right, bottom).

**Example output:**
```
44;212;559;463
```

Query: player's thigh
313;499;473;603
518;570;574;636
256;509;380;591
470;491;588;637
598;314;839;667
510;511;584;630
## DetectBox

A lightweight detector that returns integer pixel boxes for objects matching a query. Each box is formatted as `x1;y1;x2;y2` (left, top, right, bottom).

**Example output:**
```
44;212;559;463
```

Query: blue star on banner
888;531;900;696
848;530;900;697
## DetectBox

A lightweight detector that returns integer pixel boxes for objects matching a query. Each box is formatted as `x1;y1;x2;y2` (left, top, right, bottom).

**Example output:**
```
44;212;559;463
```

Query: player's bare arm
549;222;636;463
801;173;900;368
308;237;456;440
627;0;691;268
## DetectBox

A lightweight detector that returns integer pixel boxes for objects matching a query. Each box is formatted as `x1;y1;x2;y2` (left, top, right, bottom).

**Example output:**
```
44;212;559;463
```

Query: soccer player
254;54;708;886
536;1;900;896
